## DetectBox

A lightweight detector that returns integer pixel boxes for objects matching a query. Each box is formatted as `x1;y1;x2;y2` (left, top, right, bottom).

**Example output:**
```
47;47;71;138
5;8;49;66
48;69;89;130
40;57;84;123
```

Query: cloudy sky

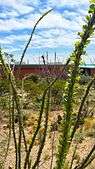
0;0;95;64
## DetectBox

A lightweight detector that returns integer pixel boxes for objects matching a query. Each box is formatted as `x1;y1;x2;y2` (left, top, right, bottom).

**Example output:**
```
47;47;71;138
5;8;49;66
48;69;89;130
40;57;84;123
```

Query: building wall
13;67;43;78
0;65;95;79
91;68;95;75
13;65;65;79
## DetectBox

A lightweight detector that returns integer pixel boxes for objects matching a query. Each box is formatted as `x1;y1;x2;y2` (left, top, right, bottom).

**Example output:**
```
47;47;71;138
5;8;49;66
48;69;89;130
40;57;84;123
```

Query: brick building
0;64;95;79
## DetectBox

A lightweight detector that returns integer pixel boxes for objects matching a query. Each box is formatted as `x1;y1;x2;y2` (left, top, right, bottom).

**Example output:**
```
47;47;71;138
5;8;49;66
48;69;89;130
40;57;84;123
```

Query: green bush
0;80;9;95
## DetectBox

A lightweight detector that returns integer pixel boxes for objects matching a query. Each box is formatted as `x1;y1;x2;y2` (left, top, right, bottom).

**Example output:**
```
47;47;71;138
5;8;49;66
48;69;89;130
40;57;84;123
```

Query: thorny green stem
4;86;12;166
11;97;18;169
24;58;70;169
55;10;95;169
32;89;51;169
23;59;70;169
69;144;77;169
70;77;95;142
50;131;56;169
83;153;95;168
19;9;53;65
0;50;26;169
74;144;95;169
24;88;48;169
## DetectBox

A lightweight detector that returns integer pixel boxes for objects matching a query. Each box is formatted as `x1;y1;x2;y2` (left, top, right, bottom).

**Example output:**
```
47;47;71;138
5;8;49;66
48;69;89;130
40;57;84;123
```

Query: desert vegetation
0;1;95;169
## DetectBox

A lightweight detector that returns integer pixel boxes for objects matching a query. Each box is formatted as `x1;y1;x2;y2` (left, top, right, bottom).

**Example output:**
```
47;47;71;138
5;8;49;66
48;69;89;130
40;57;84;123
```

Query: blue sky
0;0;95;64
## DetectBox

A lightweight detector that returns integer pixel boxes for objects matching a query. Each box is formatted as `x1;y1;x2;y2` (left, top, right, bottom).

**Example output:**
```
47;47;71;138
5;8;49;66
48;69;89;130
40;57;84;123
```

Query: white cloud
0;0;94;64
38;11;83;31
0;10;85;32
0;10;19;18
22;0;39;6
0;34;29;44
0;0;34;14
26;29;76;48
0;38;12;45
0;27;76;50
48;0;89;8
0;0;88;32
0;18;34;31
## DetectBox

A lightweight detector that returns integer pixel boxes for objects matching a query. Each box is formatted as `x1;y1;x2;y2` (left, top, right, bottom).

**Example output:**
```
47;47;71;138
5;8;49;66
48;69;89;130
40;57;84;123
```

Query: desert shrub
80;74;92;85
27;74;39;83
22;78;65;110
0;79;9;95
0;95;9;109
51;80;65;110
23;79;47;109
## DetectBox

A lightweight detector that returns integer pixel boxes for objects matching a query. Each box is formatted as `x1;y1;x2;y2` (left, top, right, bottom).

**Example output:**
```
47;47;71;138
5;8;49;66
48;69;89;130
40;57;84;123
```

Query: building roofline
9;63;95;69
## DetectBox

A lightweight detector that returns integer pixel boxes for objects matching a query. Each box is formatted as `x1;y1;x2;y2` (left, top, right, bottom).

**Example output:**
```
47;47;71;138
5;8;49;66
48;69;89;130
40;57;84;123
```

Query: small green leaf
86;15;91;21
89;0;95;3
89;4;95;13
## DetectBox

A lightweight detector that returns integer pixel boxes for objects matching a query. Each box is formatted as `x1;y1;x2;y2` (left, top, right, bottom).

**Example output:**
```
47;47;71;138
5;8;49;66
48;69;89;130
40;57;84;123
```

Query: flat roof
12;64;64;68
9;64;95;69
79;64;95;68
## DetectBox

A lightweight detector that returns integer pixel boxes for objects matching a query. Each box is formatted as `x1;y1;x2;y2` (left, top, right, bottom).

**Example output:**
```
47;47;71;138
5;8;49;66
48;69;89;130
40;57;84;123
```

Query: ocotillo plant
0;2;95;169
55;3;95;169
